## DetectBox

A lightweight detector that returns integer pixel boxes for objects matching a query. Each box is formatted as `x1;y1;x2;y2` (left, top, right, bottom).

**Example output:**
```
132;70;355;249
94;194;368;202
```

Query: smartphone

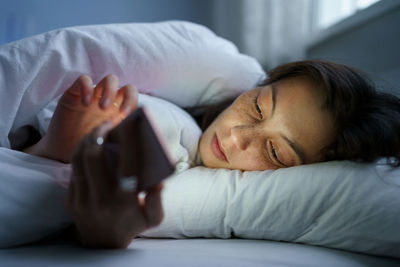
103;107;175;192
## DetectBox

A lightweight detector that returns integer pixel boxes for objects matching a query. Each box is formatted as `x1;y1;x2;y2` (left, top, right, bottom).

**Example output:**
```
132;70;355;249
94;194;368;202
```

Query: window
313;0;380;30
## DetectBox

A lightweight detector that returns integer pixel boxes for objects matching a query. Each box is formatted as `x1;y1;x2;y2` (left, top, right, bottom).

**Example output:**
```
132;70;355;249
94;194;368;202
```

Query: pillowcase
119;92;400;259
0;20;265;148
142;161;400;258
131;94;400;258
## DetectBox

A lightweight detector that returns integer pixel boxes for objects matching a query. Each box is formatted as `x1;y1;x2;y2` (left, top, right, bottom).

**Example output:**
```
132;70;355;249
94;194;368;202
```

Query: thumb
143;184;164;228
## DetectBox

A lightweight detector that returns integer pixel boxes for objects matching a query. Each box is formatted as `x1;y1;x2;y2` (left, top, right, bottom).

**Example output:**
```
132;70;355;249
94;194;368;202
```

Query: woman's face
199;76;336;171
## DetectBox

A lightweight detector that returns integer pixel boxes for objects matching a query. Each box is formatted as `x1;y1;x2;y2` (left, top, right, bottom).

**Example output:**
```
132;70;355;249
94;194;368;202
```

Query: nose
230;125;255;151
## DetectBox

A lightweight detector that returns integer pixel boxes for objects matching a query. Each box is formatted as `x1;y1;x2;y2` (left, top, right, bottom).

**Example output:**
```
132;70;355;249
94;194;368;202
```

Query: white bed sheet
1;238;399;267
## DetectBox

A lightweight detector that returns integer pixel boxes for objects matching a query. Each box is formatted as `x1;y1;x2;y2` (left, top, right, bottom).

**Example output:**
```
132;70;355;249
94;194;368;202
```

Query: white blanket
0;21;263;148
0;20;264;247
0;92;201;247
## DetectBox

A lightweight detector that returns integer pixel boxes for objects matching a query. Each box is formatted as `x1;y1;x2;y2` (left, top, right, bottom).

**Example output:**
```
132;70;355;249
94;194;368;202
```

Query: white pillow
143;161;400;258
117;92;400;259
131;96;400;258
0;20;265;148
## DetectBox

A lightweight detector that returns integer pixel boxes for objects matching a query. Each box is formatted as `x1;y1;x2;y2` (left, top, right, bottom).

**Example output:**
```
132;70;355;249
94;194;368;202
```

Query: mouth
211;133;228;162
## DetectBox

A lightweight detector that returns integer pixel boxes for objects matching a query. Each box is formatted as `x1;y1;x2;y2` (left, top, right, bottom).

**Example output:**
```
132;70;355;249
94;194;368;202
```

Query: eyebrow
271;83;277;116
281;134;306;165
269;84;306;164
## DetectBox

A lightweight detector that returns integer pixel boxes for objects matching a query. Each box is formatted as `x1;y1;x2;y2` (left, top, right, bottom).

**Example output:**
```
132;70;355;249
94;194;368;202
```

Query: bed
0;21;399;266
1;238;399;267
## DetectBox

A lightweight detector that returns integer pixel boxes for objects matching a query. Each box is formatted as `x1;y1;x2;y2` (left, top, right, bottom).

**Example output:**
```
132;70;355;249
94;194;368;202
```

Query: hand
24;74;139;163
66;122;164;249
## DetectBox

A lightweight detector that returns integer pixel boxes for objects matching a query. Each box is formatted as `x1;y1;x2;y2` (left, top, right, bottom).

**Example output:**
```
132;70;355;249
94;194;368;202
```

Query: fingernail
84;95;91;106
102;98;110;108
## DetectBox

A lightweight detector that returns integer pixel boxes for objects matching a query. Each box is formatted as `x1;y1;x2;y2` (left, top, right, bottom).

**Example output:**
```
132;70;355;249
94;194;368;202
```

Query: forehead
273;76;323;104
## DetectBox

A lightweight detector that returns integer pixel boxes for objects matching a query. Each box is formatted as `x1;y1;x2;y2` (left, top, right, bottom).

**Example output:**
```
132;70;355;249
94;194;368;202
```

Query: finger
83;145;108;205
70;139;90;208
95;74;119;109
83;121;117;202
143;184;164;227
64;75;94;106
70;120;113;208
78;75;94;106
117;84;139;116
66;178;75;216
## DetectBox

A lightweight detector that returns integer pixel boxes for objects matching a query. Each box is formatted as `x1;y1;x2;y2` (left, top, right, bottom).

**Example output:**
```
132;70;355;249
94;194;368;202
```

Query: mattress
1;238;399;267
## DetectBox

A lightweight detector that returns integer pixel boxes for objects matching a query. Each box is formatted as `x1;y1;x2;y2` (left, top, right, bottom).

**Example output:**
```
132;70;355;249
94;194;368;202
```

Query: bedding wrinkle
216;170;237;236
224;172;259;235
0;148;72;247
291;162;400;255
291;211;323;242
292;166;357;243
374;160;400;187
0;46;25;147
2;30;77;146
173;21;213;44
223;170;240;236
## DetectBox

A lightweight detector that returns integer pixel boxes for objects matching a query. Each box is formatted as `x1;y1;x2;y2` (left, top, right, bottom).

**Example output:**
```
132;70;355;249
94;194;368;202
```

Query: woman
23;60;400;248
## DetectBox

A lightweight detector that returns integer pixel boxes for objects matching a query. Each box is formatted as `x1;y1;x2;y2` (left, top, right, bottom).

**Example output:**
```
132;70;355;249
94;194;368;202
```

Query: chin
199;147;219;168
202;154;229;169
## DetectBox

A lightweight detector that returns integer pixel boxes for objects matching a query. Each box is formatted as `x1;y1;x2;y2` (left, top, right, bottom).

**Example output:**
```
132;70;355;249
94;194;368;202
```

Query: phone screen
103;107;175;192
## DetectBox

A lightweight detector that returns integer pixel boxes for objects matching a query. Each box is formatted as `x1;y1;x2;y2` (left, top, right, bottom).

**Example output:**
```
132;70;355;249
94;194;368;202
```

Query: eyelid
269;141;286;167
254;93;263;119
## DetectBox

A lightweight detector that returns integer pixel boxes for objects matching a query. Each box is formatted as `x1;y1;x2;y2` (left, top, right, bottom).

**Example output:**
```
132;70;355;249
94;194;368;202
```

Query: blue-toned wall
307;1;400;95
0;0;214;45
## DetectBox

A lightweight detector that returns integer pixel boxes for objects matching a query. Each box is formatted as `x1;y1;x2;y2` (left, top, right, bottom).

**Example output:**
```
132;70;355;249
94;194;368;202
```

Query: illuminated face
198;76;335;171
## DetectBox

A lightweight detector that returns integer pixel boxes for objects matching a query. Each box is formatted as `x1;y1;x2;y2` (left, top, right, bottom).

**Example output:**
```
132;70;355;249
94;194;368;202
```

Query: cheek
229;150;277;171
204;108;235;137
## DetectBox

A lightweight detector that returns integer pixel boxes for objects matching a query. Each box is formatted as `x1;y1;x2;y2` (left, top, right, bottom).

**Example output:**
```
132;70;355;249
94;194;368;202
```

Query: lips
211;134;228;162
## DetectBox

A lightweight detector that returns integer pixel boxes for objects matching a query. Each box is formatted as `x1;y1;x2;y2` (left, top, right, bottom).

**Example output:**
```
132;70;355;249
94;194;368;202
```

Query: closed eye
253;95;263;119
270;141;286;167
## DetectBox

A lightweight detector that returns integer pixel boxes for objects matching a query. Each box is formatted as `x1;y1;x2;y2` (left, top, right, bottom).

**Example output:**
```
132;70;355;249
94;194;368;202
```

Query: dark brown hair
185;97;237;131
187;60;400;166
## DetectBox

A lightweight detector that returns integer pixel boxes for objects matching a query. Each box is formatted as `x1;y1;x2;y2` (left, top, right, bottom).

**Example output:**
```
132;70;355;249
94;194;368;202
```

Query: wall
0;0;214;45
212;0;313;69
306;0;400;95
